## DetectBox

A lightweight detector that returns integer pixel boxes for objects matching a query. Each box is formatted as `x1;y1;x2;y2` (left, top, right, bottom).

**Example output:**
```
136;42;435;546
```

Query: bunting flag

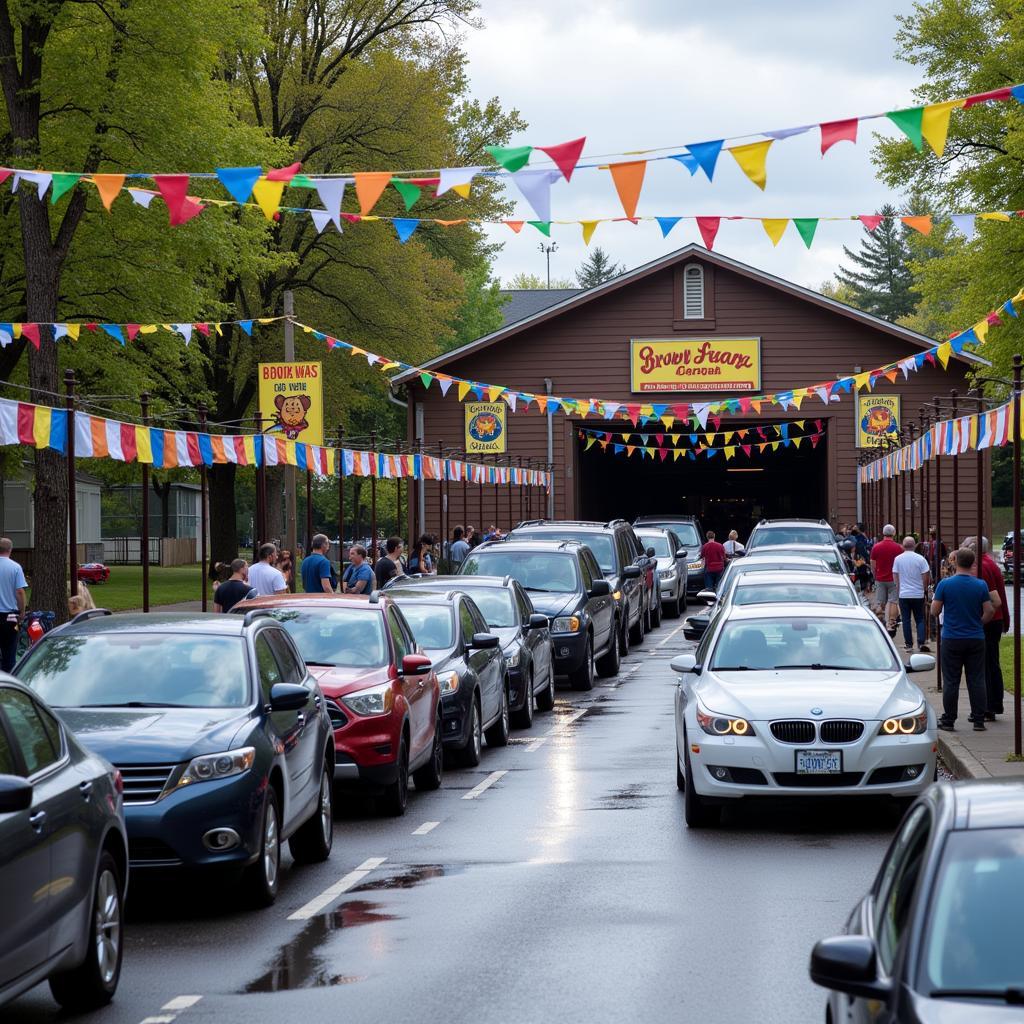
0;316;283;347
0;399;67;453
577;416;822;449
581;427;827;460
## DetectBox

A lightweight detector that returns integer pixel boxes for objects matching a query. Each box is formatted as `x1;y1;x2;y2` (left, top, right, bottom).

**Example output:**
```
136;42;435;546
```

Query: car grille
115;763;178;804
325;698;349;730
820;720;864;744
773;772;864;788
129;838;182;865
770;721;816;744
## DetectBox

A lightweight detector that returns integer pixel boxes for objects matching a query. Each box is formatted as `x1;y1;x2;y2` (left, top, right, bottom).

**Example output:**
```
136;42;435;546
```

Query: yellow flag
791;392;804;410
673;449;682;460
251;178;285;220
135;425;153;464
12;324;21;339
661;415;674;429
794;420;805;431
704;433;715;447
138;324;158;334
581;221;599;245
724;446;735;460
451;182;472;199
980;211;1011;221
936;341;952;368
67;323;80;341
793;436;803;449
457;381;471;401
854;372;872;392
729;140;773;190
921;100;963;157
974;320;990;342
639;404;653;418
32;406;51;449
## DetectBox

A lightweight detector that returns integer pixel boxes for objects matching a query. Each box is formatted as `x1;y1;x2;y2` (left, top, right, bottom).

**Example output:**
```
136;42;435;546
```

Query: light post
538;242;558;289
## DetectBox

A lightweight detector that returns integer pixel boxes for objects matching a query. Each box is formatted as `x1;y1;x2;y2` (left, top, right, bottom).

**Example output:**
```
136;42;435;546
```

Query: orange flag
607;161;647;220
902;215;933;235
354;172;392;215
92;174;126;211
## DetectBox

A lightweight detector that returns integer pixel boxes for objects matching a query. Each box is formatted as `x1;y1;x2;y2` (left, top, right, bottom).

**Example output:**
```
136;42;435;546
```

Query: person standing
931;548;994;732
921;527;948;583
466;525;481;550
450;526;470;566
892;536;931;653
0;539;26;672
277;549;295;590
700;530;727;591
301;534;337;594
723;530;745;560
374;537;403;589
248;543;288;596
964;536;1008;719
342;544;375;594
870;524;902;634
851;524;871;563
214;559;256;613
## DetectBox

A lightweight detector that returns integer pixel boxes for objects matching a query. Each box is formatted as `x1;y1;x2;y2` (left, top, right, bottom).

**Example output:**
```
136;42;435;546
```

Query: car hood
655;557;676;571
54;706;252;765
306;664;390;698
909;992;1022;1023
493;627;521;651
694;671;926;721
525;592;580;619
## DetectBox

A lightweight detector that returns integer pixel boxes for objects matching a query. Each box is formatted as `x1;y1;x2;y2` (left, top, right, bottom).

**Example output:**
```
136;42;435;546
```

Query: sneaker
984;713;997;722
973;721;987;732
904;644;913;653
918;644;931;653
937;720;955;732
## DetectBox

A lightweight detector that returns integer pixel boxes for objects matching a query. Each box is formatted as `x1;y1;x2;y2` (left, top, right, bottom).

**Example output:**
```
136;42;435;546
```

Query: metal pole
922;410;930;548
141;392;150;613
65;370;78;601
544;378;555;519
951;389;959;547
970;390;984;577
506;456;512;532
283;290;297;574
437;440;444;547
198;404;209;611
370;430;378;563
908;423;917;538
256;412;268;548
305;469;313;557
478;452;484;533
933;411;943;679
1012;353;1022;756
396;450;402;543
519;455;524;525
337;425;345;566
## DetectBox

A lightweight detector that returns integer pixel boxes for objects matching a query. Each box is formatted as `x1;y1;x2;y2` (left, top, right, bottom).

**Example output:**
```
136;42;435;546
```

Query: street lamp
538;241;558;289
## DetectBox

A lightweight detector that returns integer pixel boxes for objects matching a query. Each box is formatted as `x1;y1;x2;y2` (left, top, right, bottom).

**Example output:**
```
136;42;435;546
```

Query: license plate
796;750;842;774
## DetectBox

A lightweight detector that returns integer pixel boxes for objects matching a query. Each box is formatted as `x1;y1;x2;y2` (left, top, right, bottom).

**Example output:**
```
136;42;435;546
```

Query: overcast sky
463;0;920;289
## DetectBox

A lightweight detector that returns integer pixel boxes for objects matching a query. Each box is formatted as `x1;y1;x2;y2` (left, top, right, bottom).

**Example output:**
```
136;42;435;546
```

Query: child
68;582;96;617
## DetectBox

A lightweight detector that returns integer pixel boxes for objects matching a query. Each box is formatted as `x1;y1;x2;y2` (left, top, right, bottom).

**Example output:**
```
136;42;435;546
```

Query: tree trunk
265;466;284;544
208;463;239;569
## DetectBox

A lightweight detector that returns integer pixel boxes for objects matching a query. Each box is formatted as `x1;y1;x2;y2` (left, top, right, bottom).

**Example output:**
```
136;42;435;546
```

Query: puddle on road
592;781;659;811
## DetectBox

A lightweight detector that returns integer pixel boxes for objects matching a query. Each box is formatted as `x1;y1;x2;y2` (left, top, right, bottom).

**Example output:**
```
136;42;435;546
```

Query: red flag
819;118;858;155
741;444;751;457
195;323;210;336
17;403;35;443
710;415;721;431
126;324;140;341
658;448;668;461
696;216;720;250
266;161;302;182
120;423;137;462
858;214;884;232
537;137;586;181
739;397;751;413
154;174;191;223
21;323;40;349
504;221;525;233
185;433;201;466
963;87;1012;108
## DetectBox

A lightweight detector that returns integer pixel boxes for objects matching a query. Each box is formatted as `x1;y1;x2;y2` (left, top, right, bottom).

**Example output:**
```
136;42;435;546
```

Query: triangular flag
670;152;699;175
450;182;472;199
353;172;393;215
887;106;925;150
656;216;681;238
696;216;720;250
309;209;333;233
127;188;155;208
686;140;724;181
437;166;482;197
819;118;858;155
154;174;191;225
393;218;419;243
102;324;125;346
794;218;819;248
172;323;193;345
761;218;788;246
528;220;551;236
238;320;253;336
581;220;599;245
392;179;421;210
902;215;932;235
858;214;885;232
251;177;285;219
266;161;302;182
50;172;80;204
485;145;533;173
216;166;262;204
92;174;125;211
512;168;557;221
537;137;586;181
607;160;647;219
729;139;772;190
312;177;345;230
457;381;471;401
921;100;962;157
21;323;39;348
504;220;524;233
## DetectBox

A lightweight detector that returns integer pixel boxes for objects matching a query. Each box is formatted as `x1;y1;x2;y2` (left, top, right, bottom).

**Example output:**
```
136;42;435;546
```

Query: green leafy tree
506;272;575;289
835;204;916;321
447;260;507;350
576;246;624;289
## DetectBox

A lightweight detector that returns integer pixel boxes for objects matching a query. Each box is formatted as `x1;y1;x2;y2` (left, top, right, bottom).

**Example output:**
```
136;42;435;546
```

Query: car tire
458;695;483;767
618;614;630;657
243;787;281;908
535;663;555;712
569;636;594;691
413;713;444;791
381;736;410;816
596;626;620;677
512;671;534;729
630;602;646;645
289;759;334;864
679;587;687;615
676;755;685;791
683;743;719;828
668;592;681;618
484;682;511;747
49;852;123;1010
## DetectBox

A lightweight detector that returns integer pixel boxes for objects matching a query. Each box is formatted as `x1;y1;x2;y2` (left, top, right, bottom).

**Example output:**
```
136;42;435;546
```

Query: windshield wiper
713;665;750;671
771;663;858;671
931;988;1024;1005
303;660;336;667
523;586;553;593
79;701;180;708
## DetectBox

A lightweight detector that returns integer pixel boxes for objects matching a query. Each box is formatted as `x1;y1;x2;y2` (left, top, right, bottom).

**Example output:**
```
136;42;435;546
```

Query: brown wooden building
396;244;987;544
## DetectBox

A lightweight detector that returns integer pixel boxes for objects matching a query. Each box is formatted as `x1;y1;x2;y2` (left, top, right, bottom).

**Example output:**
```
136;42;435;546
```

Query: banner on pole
258;361;323;445
465;402;506;453
630;338;761;393
857;394;900;448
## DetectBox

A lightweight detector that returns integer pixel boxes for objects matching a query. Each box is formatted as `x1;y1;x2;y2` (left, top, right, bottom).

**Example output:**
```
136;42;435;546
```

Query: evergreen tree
835;204;917;321
576;247;625;289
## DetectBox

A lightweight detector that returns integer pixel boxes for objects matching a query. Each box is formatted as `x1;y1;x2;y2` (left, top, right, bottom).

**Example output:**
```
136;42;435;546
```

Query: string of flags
578;416;825;450
0;398;551;488
580;427;826;461
0;316;282;349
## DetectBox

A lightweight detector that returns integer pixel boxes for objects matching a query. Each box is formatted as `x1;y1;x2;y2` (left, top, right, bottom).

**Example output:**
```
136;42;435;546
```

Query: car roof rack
368;590;381;604
242;608;278;626
605;518;628;528
68;608;113;625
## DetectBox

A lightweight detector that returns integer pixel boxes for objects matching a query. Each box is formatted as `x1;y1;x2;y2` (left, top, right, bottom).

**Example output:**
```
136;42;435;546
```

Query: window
578;554;594;592
0;715;18;774
255;634;283;697
264;629;304;686
683;265;704;319
514;586;533;625
387;610;410;662
459;602;477;645
267;608;388;668
0;689;59;776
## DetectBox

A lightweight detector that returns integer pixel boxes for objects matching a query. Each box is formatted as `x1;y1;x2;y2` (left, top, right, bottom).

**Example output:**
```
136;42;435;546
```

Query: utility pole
538;242;558;288
283;290;296;589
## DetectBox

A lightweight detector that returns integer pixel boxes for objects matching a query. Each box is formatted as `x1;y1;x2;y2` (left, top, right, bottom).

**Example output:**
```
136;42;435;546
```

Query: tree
576;246;624;289
447;261;507;350
834;205;917;321
506;272;575;289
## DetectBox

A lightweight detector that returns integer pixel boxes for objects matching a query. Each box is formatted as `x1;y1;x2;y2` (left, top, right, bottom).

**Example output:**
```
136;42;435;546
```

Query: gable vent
683;264;705;319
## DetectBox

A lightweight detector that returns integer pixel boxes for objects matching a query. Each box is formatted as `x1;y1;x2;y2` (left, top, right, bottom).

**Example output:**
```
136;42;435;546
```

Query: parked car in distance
635;527;689;617
634;515;705;597
77;562;110;584
746;518;838;551
459;539;617;690
727;572;859;608
383;574;554;726
15;611;335;908
384;589;508;765
0;677;128;1011
230;593;442;817
811;779;1024;1022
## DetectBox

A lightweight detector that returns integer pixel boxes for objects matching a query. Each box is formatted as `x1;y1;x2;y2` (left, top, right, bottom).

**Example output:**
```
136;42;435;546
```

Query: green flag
392;179;422;211
793;218;819;248
50;173;81;204
485;144;533;173
419;371;433;389
528;220;551;236
289;173;316;189
886;107;924;151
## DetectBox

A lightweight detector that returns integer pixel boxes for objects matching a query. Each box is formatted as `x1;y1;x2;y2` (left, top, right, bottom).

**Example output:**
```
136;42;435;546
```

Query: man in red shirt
965;536;1008;718
870;524;903;634
701;530;727;591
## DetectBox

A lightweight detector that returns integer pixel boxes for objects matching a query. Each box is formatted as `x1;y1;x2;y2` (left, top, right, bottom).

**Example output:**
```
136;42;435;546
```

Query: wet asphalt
8;617;903;1024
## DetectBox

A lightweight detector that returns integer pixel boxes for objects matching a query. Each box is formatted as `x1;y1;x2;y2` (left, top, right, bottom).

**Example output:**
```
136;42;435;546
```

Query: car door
461;600;500;723
581;550;614;654
617;533;640;624
516;584;548;687
627;527;654;608
387;607;429;760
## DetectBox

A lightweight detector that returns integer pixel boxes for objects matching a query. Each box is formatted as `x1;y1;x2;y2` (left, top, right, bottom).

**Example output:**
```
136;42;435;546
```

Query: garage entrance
576;422;830;538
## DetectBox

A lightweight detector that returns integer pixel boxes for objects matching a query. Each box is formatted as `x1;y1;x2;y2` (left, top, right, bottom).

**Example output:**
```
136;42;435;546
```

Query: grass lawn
1000;636;1022;692
74;564;211;612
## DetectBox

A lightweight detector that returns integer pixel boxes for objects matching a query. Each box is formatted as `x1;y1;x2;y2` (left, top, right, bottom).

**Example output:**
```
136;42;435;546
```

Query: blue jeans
899;597;926;648
704;570;723;591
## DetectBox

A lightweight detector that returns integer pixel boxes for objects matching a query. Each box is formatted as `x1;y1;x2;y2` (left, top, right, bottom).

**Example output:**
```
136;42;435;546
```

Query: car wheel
676;754;685;791
485;682;511;747
49;852;123;1010
683;743;719;828
413;713;444;790
668;592;681;618
381;736;410;816
679;587;687;614
512;670;534;728
289;759;334;864
243;787;281;908
535;662;556;712
569;636;594;691
618;614;630;657
458;696;483;767
596;626;620;677
628;604;644;645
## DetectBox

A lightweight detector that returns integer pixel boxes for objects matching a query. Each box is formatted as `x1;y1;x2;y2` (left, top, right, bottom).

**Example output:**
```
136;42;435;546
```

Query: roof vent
683;264;704;319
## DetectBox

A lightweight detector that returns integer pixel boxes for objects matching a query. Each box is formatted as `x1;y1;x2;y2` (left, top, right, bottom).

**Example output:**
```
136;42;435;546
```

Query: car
0;678;128;1011
811;779;1024;1022
230;593;442;817
634;527;690;617
727;571;860;609
459;539;617;690
15;610;335;908
737;541;850;577
671;601;938;828
746;518;838;551
634;515;705;597
382;575;554;726
384;589;508;765
508;518;654;648
77;562;110;584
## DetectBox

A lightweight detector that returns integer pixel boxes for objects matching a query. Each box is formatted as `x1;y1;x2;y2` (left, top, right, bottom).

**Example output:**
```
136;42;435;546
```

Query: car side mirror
472;632;501;650
670;654;700;674
697;590;718;604
676;548;688;558
528;613;548;630
906;653;936;673
589;579;611;597
646;546;656;558
0;775;32;814
622;565;642;580
269;682;310;712
400;653;432;676
809;936;890;1002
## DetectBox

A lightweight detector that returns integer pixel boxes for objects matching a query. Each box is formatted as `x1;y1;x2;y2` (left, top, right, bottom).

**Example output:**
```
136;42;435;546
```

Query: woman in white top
723;530;745;560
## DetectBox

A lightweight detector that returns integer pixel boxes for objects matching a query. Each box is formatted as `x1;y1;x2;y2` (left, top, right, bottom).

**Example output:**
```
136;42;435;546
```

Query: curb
936;732;991;781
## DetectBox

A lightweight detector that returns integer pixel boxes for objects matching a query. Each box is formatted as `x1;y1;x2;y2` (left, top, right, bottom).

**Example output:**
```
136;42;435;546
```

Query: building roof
395;243;985;385
499;288;581;328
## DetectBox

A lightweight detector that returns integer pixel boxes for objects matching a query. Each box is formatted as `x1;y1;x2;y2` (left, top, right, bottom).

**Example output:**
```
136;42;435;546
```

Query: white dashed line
140;1017;176;1024
656;622;687;648
161;997;202;1011
556;708;588;729
412;820;440;835
462;769;508;799
525;737;547;752
288;856;387;920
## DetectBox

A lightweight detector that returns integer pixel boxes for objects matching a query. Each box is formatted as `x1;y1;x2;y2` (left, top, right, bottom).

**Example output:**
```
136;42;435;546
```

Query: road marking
462;769;507;799
288;856;387;920
656;622;686;648
140;1017;176;1024
556;708;588;729
412;820;439;835
525;736;547;752
161;997;202;1011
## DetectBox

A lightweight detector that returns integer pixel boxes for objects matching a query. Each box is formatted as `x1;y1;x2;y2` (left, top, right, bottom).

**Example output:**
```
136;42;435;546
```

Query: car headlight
659;568;677;580
341;683;395;717
504;649;521;668
176;746;255;789
696;707;755;737
552;615;581;633
439;671;460;695
687;560;704;571
881;707;928;736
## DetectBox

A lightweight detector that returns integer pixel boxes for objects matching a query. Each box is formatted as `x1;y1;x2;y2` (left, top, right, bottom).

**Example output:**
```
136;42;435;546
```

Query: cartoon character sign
257;361;324;446
274;394;312;440
465;402;506;453
856;395;900;448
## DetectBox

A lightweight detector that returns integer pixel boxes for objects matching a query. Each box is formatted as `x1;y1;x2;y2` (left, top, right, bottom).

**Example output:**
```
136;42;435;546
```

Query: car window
254;633;283;697
748;526;835;549
264;629;304;686
627;529;645;557
732;583;856;607
514;585;533;624
265;607;389;668
459;602;477;645
35;703;63;757
461;550;580;593
0;688;59;776
0;718;15;774
467;600;488;635
394;607;418;654
578;553;594;591
513;530;616;573
387;609;410;662
639;532;673;558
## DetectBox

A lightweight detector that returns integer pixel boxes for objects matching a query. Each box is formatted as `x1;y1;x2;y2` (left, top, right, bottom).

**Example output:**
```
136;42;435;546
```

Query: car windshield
748;527;835;549
920;828;1024;999
457;589;517;628
709;617;898;671
638;533;673;558
394;604;455;650
732;583;856;607
641;522;700;546
461;551;580;593
18;633;250;707
513;531;614;573
263;608;388;667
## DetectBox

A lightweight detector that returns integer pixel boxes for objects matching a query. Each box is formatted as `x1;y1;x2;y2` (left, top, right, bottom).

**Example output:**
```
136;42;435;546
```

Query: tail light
27;619;45;645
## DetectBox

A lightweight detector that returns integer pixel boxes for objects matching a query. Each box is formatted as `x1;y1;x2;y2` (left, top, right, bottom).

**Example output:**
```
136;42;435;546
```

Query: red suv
233;593;442;816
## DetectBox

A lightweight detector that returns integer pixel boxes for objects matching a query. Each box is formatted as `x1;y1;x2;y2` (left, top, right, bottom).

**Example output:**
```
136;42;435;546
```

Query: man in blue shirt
342;545;374;595
0;538;26;672
301;533;336;594
931;547;994;732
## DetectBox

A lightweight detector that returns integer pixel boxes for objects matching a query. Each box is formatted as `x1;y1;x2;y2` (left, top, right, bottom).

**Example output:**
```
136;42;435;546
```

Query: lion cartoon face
274;394;312;440
865;407;894;436
474;414;498;438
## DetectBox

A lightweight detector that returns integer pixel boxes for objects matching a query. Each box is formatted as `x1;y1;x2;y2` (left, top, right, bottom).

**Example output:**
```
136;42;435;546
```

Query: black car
383;574;554;726
811;779;1024;1022
508;519;654;650
459;539;617;690
634;515;705;597
0;678;128;1011
16;611;335;908
384;590;508;765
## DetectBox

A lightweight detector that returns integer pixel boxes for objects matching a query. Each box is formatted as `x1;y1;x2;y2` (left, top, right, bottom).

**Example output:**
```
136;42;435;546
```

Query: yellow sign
857;394;900;449
258;361;324;446
465;402;506;453
630;338;761;393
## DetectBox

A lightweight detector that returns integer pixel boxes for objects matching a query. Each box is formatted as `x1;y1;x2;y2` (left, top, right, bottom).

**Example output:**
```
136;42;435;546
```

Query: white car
728;571;859;609
635;527;689;618
672;602;937;827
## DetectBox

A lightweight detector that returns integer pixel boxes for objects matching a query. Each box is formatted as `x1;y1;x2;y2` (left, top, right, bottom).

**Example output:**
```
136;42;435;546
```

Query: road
9;619;900;1024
